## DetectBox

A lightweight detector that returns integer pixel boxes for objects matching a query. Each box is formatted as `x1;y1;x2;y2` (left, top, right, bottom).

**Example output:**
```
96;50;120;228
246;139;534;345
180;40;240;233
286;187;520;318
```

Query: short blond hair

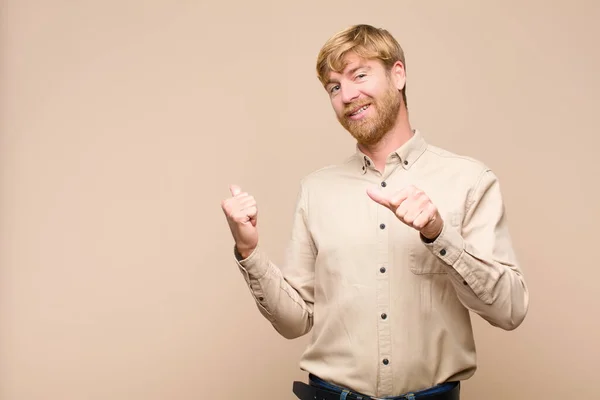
316;24;407;105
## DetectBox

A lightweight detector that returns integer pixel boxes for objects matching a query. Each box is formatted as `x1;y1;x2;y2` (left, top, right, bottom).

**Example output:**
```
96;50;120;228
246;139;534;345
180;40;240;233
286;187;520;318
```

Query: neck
358;106;413;172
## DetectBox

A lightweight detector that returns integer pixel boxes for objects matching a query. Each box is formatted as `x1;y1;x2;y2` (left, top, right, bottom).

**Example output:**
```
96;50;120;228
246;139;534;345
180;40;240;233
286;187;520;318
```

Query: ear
390;61;406;91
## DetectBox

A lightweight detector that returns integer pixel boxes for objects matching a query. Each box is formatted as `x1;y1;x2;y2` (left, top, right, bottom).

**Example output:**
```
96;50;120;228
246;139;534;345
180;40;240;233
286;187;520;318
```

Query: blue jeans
309;374;459;399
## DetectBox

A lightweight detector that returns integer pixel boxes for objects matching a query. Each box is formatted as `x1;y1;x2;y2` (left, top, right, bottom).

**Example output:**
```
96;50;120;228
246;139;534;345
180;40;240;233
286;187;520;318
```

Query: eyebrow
326;65;372;86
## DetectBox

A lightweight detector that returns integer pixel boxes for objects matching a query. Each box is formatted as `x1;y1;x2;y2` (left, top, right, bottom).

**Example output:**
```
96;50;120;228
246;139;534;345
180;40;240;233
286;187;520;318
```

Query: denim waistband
308;374;458;399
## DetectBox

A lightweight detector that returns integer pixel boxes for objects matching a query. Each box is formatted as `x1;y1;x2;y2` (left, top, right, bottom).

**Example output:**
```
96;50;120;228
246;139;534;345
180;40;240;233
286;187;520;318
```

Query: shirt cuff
421;221;464;267
234;245;270;280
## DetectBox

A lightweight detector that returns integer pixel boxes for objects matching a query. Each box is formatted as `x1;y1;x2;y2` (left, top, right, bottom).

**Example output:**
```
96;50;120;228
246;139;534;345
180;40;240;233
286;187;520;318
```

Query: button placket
375;195;392;394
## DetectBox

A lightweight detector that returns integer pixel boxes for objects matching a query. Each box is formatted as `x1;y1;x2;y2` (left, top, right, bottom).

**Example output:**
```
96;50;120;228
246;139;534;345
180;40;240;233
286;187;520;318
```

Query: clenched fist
366;184;444;240
221;184;258;259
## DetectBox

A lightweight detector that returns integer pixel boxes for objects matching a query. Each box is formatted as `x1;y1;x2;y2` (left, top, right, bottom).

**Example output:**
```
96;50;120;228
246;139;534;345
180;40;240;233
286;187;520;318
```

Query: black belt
292;380;460;400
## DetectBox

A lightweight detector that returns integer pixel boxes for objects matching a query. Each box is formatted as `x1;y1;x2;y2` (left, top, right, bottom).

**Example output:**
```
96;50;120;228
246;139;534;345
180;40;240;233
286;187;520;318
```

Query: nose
341;84;360;104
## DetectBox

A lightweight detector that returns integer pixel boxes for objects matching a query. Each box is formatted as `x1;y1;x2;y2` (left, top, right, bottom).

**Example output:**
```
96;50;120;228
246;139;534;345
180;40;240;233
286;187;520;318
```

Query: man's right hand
221;184;258;259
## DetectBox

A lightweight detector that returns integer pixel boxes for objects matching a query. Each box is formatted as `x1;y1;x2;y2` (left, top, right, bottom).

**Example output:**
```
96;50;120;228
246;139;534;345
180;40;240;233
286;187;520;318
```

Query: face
324;53;405;146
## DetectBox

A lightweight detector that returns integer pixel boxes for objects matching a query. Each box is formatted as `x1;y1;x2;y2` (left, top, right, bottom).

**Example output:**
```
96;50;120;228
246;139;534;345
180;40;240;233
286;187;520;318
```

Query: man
221;24;529;400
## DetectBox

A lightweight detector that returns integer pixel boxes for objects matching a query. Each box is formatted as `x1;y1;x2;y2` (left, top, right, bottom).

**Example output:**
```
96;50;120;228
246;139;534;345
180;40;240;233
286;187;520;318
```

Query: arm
234;183;317;339
422;169;529;330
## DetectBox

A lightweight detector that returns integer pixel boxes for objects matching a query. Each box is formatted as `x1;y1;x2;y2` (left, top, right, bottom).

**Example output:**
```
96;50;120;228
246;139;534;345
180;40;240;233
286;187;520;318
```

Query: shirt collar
355;129;428;174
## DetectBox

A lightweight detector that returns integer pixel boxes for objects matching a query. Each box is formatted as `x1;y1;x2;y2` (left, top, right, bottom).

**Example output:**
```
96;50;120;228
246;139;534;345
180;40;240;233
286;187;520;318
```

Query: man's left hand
366;185;443;241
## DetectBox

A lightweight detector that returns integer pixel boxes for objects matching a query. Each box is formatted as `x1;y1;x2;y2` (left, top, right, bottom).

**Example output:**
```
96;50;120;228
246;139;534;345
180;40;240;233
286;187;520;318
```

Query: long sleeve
234;183;317;339
423;169;529;330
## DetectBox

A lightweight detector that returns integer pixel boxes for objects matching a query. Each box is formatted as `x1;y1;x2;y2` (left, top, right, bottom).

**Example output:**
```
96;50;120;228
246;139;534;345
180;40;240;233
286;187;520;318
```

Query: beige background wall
1;1;599;399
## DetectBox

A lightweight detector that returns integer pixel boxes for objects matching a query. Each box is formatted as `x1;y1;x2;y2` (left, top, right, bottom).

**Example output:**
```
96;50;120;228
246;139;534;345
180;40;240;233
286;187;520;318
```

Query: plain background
1;0;599;399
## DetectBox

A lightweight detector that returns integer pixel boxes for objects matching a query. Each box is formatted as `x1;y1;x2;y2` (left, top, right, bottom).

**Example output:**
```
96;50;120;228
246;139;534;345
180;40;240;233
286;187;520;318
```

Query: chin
350;130;382;146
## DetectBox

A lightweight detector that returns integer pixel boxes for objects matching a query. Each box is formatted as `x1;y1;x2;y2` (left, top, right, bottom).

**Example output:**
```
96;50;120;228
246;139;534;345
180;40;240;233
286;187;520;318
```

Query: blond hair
316;24;407;105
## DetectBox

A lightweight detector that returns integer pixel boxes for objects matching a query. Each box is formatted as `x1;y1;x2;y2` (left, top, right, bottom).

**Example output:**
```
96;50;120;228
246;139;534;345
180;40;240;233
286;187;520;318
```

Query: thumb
229;184;242;197
366;186;392;209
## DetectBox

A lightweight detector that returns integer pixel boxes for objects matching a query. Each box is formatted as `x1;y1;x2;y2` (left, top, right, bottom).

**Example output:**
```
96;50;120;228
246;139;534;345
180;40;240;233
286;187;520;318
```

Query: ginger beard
336;78;402;146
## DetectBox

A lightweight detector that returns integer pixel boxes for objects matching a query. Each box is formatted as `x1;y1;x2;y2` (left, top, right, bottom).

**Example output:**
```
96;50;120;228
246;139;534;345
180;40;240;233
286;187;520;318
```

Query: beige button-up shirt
234;130;529;397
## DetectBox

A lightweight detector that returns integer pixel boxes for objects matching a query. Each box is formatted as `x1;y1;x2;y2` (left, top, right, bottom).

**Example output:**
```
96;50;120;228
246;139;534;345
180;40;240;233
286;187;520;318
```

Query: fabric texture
234;129;529;397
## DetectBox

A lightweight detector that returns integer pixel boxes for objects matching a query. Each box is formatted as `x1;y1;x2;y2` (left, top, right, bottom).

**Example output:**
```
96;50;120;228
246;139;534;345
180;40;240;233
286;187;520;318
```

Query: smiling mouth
348;104;370;117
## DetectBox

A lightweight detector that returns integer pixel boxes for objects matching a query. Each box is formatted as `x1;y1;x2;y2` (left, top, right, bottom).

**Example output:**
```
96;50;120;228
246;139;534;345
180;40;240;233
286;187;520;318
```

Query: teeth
351;105;369;116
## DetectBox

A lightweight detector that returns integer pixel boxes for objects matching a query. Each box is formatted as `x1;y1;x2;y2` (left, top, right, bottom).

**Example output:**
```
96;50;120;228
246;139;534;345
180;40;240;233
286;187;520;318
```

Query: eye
356;73;367;80
329;85;340;94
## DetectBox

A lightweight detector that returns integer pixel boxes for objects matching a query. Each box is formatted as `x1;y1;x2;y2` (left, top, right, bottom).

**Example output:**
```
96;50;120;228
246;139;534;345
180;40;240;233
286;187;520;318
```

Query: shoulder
425;144;489;171
423;143;496;182
298;154;358;189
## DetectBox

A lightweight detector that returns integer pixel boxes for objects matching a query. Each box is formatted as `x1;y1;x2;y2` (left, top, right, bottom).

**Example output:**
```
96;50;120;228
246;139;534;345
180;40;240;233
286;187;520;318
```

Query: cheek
331;98;344;115
365;87;384;100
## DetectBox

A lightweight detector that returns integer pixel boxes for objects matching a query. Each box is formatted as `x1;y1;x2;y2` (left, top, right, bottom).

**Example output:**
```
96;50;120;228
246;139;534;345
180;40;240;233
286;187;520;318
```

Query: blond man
222;24;529;400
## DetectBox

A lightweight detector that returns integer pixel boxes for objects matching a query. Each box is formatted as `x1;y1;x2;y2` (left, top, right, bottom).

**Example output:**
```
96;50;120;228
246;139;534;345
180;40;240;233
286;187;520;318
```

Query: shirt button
379;223;386;229
381;181;387;187
440;249;447;256
258;297;264;301
381;313;387;320
382;359;389;365
380;267;386;273
403;160;408;165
